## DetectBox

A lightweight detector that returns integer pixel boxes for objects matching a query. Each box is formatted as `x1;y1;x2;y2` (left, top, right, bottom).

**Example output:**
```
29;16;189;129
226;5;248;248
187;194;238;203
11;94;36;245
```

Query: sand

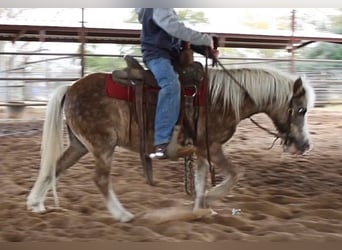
0;107;341;242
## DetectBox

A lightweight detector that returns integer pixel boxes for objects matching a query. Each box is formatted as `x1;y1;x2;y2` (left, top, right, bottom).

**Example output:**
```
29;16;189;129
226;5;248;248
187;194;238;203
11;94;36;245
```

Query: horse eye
298;107;307;114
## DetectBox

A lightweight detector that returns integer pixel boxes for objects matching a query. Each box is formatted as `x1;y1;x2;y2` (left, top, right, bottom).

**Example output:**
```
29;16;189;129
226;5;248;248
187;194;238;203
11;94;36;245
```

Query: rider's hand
208;36;219;67
190;35;219;62
209;36;219;59
211;48;219;59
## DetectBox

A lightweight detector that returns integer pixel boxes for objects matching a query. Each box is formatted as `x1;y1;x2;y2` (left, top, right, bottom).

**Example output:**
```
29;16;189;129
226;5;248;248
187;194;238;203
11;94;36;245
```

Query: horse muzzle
283;139;312;155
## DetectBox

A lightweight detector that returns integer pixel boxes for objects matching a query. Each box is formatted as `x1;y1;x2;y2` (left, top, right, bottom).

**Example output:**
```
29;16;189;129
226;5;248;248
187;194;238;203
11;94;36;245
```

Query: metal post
80;8;86;77
290;9;296;73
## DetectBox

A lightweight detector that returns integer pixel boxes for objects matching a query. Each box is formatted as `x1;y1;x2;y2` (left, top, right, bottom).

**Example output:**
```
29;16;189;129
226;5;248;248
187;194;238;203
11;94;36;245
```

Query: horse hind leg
27;126;88;212
92;149;134;222
55;126;88;177
204;143;243;205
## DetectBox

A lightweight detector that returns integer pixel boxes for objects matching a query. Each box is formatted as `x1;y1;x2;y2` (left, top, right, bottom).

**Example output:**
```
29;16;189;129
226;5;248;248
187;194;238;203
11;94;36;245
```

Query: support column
289;9;296;73
80;8;86;77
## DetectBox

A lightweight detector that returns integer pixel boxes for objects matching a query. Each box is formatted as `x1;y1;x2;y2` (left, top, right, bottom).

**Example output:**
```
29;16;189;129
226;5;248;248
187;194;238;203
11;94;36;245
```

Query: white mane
208;66;315;120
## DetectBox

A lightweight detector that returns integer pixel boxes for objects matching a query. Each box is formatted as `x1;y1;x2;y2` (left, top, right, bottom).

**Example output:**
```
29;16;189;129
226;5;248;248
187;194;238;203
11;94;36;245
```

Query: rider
135;8;218;159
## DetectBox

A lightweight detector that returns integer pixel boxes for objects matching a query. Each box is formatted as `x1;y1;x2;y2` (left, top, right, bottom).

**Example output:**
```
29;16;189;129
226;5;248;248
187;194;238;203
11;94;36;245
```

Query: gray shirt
135;8;212;47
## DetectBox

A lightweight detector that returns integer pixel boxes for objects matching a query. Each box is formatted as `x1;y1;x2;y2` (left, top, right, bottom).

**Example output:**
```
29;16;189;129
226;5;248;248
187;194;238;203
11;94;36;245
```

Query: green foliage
242;13;270;30
330;9;342;34
85;44;142;72
0;8;28;18
124;9;138;23
86;56;120;72
303;43;342;60
243;11;290;31
176;9;208;25
300;9;342;60
257;49;280;59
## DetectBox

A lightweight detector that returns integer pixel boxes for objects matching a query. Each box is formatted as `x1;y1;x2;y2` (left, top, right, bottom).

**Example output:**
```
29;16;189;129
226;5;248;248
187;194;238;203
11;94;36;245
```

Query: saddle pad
105;74;134;102
105;74;206;105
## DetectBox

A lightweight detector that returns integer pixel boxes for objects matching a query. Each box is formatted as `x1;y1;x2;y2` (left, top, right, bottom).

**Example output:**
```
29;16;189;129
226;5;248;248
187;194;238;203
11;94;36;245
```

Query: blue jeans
146;57;180;146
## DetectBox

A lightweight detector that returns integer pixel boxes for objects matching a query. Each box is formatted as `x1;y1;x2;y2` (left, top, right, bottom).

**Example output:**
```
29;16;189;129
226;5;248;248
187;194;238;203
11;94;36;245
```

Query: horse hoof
120;211;135;223
209;208;218;216
28;204;46;213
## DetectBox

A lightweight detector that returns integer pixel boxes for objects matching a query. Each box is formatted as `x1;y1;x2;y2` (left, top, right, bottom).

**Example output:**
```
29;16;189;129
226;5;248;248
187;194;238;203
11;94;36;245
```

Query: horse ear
293;77;305;97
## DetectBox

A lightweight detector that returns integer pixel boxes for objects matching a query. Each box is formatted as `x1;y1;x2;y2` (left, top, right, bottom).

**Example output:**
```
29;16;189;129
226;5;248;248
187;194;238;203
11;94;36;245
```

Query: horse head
268;77;315;155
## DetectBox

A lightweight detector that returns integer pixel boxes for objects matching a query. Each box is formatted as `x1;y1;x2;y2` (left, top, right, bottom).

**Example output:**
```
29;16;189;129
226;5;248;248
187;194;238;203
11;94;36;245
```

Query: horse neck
227;94;265;122
244;96;267;119
205;96;262;129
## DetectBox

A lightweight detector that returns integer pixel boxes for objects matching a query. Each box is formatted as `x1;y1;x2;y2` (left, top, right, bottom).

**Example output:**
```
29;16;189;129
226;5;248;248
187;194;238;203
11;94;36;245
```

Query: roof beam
0;24;342;50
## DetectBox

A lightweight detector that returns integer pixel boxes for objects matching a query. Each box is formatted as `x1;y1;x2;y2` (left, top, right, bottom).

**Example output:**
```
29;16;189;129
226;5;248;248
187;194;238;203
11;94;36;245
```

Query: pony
26;66;315;222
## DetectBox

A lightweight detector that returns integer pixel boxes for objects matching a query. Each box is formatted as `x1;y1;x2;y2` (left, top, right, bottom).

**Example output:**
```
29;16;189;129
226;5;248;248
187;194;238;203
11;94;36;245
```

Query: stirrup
149;144;168;159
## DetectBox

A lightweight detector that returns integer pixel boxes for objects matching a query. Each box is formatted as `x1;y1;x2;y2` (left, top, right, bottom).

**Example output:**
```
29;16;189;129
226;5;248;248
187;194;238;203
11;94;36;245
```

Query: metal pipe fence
0;51;341;107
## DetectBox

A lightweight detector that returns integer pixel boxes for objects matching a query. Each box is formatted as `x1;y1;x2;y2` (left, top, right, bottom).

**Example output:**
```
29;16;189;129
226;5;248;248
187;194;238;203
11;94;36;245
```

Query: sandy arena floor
0;107;341;242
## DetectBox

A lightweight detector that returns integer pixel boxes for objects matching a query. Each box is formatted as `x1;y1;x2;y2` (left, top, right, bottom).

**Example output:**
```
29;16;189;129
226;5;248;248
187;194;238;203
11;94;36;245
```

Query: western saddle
112;45;205;188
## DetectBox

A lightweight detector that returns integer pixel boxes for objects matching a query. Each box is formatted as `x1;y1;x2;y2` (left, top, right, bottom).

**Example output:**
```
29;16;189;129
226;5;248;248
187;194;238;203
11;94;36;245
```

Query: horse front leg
193;156;209;210
205;143;243;205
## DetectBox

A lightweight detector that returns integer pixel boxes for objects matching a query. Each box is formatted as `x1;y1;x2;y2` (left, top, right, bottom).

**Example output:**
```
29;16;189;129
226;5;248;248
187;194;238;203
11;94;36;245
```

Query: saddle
112;47;205;185
112;55;204;89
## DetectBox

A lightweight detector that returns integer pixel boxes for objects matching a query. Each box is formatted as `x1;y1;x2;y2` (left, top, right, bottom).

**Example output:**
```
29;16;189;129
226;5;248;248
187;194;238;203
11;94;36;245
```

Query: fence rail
0;52;341;108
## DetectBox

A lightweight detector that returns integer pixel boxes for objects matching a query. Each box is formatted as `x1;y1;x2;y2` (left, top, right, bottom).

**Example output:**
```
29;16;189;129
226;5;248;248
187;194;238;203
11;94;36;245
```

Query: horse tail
31;85;69;208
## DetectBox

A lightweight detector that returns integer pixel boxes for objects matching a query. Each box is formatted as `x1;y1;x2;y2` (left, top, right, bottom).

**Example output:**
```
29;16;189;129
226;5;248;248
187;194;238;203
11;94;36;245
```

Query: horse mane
208;66;315;120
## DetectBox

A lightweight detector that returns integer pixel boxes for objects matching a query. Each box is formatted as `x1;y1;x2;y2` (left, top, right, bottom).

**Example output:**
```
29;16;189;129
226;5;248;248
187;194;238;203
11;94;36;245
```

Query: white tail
27;85;69;211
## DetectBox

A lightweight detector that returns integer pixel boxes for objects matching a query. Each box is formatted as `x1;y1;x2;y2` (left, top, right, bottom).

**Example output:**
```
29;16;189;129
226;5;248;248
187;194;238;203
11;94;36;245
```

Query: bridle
277;96;307;149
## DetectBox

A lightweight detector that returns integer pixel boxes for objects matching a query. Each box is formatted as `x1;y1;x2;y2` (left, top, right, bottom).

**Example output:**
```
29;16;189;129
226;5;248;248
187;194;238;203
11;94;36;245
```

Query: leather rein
203;54;296;186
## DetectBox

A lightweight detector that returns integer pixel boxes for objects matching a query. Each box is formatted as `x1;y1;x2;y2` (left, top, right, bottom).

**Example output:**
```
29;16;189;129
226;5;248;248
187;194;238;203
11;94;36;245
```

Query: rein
216;59;293;141
213;57;296;150
203;55;215;186
213;59;270;131
214;58;252;100
203;54;296;182
248;117;281;150
203;49;257;186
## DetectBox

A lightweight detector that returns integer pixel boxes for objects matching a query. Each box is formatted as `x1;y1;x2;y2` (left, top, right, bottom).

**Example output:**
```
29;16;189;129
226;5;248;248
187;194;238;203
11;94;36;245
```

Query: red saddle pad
105;74;206;105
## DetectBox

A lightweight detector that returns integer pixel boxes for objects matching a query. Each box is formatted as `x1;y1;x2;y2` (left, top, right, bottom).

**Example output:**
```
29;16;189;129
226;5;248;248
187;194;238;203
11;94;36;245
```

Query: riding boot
151;143;196;160
150;125;197;160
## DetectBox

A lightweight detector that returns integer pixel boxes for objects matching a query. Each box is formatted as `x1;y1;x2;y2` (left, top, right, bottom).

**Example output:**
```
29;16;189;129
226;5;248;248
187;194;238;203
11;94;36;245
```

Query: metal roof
0;24;342;51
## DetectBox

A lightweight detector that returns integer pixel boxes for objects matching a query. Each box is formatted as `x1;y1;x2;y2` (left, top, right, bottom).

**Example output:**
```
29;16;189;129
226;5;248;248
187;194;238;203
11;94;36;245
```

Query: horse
26;65;315;222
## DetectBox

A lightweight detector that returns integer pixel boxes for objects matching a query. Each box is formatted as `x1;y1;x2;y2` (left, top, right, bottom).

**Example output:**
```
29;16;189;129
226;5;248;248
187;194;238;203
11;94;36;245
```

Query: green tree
301;9;342;60
176;9;208;25
241;10;293;59
330;8;342;34
0;8;28;18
